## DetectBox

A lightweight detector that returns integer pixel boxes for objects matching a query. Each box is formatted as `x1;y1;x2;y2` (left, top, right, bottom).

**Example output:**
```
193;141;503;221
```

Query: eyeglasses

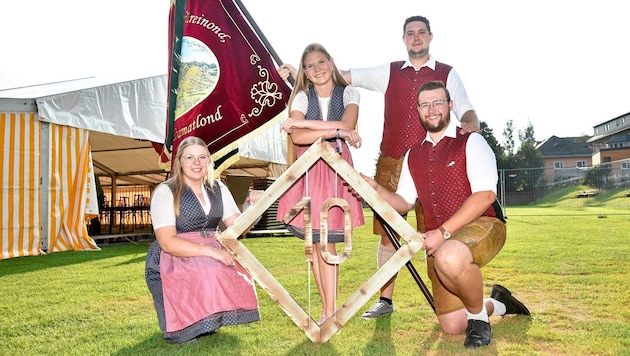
418;99;449;111
182;154;209;164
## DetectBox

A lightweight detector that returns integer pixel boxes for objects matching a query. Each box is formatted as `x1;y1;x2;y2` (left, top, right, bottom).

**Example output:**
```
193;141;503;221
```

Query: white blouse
150;181;241;230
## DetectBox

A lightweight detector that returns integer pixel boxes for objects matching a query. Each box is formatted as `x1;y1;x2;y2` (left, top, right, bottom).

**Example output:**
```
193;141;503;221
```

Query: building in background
537;136;593;184
588;112;630;183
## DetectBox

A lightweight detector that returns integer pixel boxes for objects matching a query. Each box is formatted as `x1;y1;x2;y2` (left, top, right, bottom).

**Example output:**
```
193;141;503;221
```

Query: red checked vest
382;61;452;159
407;131;498;230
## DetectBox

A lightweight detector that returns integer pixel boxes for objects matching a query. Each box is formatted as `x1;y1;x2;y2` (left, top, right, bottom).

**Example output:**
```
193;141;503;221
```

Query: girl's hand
278;64;297;82
280;118;302;133
341;129;362;148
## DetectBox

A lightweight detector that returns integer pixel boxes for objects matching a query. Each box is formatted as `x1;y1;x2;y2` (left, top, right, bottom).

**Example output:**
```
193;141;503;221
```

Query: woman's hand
246;190;263;205
359;172;378;190
209;244;236;266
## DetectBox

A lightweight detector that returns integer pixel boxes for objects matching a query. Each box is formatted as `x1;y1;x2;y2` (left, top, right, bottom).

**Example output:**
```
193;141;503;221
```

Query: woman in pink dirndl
145;136;261;344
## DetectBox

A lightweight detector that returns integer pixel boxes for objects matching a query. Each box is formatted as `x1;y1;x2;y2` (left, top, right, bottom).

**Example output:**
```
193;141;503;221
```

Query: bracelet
335;128;340;139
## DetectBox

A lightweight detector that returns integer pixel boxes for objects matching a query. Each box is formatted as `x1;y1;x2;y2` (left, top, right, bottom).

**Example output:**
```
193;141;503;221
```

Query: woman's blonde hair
164;136;214;217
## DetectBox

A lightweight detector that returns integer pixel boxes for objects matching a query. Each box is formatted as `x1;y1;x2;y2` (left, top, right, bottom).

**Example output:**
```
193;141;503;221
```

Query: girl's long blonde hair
287;43;349;112
286;43;350;165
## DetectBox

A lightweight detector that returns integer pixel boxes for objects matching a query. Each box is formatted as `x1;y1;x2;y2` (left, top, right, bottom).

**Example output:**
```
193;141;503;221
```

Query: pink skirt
277;141;365;236
159;232;259;332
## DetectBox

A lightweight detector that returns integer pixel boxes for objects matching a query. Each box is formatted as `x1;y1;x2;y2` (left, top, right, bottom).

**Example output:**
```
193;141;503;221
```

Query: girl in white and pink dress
276;43;365;324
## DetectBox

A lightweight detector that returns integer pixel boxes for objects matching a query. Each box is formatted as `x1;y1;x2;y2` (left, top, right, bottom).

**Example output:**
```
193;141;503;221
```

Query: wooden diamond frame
218;138;424;342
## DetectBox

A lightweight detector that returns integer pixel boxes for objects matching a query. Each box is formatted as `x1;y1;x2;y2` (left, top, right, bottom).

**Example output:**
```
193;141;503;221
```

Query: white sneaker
361;300;394;319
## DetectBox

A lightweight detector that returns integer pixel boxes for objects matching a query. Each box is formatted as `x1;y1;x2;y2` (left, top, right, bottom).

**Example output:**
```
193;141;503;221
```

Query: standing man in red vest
361;80;529;348
342;15;480;319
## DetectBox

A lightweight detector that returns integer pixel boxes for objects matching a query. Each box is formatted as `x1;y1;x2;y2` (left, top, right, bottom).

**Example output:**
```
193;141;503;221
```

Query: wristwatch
439;226;451;240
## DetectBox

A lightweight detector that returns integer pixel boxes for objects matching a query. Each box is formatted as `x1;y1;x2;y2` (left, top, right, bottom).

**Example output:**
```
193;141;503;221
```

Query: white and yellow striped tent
0;75;287;260
0;110;100;258
0;75;169;259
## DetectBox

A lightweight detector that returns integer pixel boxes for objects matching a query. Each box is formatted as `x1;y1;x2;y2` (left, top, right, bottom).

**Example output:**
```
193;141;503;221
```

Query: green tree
518;119;537;146
502;119;544;193
502;119;515;157
480;121;506;167
512;142;545;191
515;143;544;169
515;119;543;170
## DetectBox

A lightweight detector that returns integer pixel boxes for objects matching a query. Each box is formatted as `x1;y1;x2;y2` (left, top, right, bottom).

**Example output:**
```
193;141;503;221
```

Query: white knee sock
377;243;397;268
486;297;507;316
466;304;489;323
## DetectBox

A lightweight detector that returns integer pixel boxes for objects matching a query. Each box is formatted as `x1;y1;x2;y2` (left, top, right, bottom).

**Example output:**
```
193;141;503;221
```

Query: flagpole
234;0;295;86
165;0;188;156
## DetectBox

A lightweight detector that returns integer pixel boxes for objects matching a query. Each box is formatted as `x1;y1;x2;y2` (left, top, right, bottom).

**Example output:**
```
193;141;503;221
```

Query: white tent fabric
34;74;286;168
50;126;100;253
36;75;167;142
239;115;287;165
0;112;99;258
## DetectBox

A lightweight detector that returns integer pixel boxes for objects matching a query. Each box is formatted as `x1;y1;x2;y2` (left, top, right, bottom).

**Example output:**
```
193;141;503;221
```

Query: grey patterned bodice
305;84;345;123
168;181;223;234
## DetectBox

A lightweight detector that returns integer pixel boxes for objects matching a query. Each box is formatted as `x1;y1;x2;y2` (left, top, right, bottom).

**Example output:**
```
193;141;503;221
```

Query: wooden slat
218;139;424;342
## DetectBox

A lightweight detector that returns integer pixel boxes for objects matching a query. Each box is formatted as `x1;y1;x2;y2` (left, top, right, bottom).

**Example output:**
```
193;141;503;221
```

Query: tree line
481;119;544;192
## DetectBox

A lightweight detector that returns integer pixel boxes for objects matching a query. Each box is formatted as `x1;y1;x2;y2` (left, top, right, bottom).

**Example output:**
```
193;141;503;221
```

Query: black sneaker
464;319;492;348
490;284;530;316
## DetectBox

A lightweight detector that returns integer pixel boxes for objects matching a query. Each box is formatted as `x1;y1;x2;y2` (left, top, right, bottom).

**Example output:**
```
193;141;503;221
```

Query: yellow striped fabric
0;112;43;259
48;125;100;253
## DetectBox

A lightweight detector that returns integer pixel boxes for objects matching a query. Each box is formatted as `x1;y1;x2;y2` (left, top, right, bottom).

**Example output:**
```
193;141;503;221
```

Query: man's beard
424;114;450;133
408;47;429;59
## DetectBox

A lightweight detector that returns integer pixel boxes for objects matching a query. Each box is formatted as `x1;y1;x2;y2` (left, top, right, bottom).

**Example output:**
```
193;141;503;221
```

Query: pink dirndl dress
277;140;365;242
145;182;259;344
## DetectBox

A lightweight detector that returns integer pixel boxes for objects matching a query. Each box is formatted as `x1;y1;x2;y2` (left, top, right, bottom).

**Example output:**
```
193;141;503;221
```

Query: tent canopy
0;74;286;187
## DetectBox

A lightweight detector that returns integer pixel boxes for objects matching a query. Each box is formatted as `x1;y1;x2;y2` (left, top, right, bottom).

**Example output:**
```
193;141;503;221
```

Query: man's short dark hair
419;81;450;102
404;16;431;34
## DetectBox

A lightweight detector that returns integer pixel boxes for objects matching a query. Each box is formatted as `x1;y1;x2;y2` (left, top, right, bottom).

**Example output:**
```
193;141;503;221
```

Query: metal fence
498;165;630;216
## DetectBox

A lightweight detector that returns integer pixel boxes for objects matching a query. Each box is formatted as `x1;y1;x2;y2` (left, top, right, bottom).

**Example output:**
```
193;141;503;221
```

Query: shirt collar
400;55;436;71
422;117;459;146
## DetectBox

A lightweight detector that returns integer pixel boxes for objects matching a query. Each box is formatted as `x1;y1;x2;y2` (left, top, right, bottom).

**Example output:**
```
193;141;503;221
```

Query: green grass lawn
506;185;630;216
1;208;629;355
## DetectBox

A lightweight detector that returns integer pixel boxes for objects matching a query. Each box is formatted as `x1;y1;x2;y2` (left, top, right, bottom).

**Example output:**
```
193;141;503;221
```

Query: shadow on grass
284;339;340;355
112;330;245;356
0;241;151;278
362;314;395;355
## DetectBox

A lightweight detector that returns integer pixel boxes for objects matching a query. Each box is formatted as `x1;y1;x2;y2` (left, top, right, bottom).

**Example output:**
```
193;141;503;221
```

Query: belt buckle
201;230;211;238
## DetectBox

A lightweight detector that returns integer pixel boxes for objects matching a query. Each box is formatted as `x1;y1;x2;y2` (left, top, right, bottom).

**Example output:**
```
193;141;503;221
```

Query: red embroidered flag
161;0;291;169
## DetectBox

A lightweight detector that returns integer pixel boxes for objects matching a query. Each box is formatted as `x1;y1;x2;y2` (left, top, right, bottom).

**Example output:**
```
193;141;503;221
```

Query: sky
1;0;629;176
